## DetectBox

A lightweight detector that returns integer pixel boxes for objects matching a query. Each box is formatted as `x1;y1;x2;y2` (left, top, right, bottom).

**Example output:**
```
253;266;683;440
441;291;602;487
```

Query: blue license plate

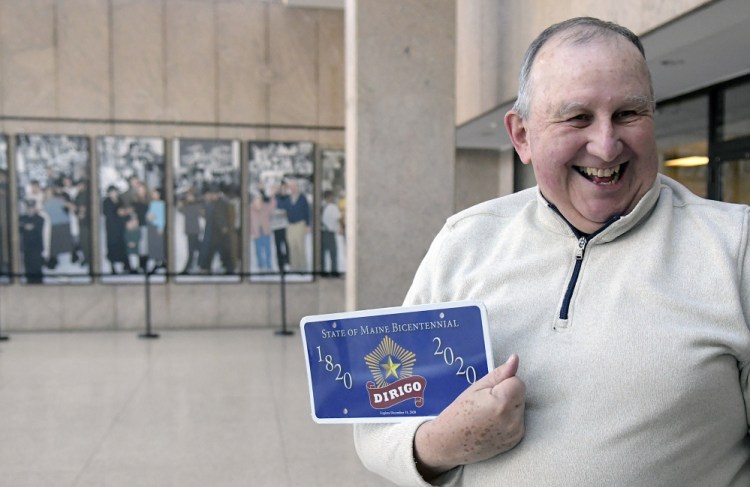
301;301;493;423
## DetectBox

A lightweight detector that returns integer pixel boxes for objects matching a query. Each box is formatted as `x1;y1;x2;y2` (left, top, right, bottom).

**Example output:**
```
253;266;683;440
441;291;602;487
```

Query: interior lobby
0;0;749;485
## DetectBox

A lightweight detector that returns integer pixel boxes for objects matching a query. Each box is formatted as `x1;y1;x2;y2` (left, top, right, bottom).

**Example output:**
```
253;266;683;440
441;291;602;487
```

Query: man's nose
586;120;623;162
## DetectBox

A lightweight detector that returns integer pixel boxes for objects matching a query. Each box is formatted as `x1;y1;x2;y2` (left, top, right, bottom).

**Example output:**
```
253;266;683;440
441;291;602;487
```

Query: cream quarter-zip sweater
354;175;750;486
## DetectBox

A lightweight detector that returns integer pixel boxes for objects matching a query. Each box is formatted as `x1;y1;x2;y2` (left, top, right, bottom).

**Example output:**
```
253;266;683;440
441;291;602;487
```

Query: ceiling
456;0;750;151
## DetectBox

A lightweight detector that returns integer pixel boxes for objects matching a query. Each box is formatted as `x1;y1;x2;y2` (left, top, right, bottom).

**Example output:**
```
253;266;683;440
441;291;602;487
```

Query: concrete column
345;0;456;310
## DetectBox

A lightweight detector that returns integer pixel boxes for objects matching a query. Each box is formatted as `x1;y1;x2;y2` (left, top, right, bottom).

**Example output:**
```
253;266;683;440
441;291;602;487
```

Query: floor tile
0;330;392;486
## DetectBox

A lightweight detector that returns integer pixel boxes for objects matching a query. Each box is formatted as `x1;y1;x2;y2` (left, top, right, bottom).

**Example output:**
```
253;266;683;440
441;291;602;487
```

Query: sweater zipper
559;236;587;320
547;205;620;321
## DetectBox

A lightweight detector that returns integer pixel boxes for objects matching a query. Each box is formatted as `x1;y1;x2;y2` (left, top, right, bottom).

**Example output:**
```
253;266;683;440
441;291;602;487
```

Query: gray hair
512;17;653;119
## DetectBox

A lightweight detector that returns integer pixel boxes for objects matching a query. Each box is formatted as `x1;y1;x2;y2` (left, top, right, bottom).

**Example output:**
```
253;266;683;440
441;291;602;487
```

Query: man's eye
566;114;591;125
615;110;638;120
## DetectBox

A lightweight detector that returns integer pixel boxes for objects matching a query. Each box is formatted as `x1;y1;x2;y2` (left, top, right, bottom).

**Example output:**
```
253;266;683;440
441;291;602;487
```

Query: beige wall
1;0;344;127
0;0;345;331
455;0;711;125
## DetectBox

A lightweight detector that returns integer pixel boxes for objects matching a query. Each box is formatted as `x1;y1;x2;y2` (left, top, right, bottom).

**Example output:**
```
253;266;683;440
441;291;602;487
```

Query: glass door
720;157;750;204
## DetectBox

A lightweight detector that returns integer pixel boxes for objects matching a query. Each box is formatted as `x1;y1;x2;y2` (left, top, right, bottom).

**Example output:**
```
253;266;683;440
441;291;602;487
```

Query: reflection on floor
0;329;393;486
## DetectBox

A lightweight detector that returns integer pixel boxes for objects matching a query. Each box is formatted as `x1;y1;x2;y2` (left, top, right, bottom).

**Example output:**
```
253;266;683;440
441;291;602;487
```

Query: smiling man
505;20;658;234
354;17;750;486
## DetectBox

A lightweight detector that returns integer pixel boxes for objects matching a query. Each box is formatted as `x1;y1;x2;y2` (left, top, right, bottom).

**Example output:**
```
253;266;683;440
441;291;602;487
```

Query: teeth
579;164;621;178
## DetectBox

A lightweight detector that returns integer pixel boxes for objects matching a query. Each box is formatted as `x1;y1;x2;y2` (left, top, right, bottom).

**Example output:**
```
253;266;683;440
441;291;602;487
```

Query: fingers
491;375;526;405
416;354;527;470
472;353;519;390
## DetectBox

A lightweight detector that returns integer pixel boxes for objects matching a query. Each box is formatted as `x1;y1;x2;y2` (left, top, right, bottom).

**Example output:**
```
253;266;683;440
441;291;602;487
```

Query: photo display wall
320;149;346;276
0;132;343;284
173;139;241;283
247;141;315;282
15;134;91;284
0;135;9;283
97;136;166;283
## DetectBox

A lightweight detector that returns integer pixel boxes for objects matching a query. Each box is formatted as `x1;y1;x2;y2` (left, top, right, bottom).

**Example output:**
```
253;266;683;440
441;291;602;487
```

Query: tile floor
0;329;393;486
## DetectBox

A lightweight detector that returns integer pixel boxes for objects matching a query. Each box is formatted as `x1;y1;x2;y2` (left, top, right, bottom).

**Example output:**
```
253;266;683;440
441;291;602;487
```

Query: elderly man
354;17;750;486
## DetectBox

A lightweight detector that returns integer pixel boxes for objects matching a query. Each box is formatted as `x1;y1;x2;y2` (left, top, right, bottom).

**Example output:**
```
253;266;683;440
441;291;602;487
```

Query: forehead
529;34;650;112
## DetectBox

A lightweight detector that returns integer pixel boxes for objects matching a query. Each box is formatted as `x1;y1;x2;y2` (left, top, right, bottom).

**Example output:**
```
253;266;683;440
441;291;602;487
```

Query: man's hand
413;354;526;479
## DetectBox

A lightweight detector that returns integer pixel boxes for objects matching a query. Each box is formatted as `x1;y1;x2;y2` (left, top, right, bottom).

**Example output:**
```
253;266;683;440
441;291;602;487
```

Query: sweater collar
535;175;662;242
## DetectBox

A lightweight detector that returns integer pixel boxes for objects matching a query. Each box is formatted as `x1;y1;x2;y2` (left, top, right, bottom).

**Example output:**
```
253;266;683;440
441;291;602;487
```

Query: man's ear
504;111;532;164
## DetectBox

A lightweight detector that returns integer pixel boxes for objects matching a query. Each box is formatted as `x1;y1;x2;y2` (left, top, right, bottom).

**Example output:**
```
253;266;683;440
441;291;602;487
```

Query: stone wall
0;0;345;331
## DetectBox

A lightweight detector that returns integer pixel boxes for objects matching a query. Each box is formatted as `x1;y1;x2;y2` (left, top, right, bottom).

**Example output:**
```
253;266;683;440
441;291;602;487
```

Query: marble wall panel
316;9;344;127
268;4;317;126
265;127;318;143
314;129;344;148
215;283;270;327
164;0;216;121
1;0;56;116
281;281;321;326
113;284;148;330
60;285;117;330
111;0;165;120
215;0;269;124
161;284;221;328
57;0;110;118
3;285;64;331
314;277;346;314
214;127;268;142
263;284;286;327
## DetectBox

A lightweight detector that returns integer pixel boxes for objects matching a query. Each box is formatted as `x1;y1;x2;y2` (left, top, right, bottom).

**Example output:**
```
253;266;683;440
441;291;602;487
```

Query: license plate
300;301;493;423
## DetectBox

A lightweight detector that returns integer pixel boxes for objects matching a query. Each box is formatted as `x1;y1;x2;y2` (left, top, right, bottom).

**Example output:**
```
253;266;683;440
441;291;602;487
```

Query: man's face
506;35;658;233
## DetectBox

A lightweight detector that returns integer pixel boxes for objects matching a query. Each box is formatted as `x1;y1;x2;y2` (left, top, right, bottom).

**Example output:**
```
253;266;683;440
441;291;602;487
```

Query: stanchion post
275;267;293;336
0;275;11;342
139;266;160;339
0;289;8;341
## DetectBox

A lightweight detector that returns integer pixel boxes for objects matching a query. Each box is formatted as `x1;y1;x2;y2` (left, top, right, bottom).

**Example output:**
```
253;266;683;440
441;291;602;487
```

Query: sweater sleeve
353;420;463;487
740;207;750;435
352;222;464;486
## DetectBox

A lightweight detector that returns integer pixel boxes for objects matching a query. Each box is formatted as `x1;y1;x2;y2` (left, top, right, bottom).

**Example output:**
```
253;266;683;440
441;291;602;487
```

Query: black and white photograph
15;134;91;284
0;135;10;283
320;148;346;277
173;138;241;283
97;136;166;283
247;141;315;282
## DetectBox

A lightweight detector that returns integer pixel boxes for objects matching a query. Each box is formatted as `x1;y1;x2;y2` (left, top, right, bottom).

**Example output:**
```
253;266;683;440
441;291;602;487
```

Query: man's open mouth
575;162;626;185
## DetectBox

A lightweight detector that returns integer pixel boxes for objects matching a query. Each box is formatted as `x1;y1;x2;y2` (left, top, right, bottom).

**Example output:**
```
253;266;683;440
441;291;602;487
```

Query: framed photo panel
0;135;10;283
15;134;91;284
97;136;166;283
172;139;241;283
247;141;315;282
320;148;346;277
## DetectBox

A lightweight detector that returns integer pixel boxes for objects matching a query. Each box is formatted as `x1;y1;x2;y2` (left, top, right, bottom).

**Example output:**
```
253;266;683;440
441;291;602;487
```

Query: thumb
471;353;519;390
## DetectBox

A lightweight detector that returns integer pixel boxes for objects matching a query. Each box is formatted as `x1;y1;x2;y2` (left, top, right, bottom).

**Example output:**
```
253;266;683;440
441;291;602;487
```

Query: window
718;82;750;142
656;76;750;202
655;95;709;198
